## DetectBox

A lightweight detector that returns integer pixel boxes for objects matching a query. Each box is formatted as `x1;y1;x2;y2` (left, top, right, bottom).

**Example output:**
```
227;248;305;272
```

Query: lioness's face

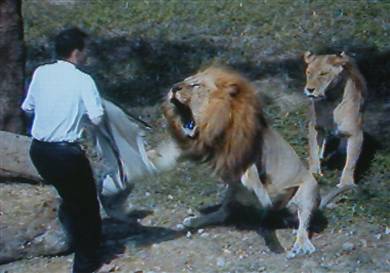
303;52;347;99
167;71;217;138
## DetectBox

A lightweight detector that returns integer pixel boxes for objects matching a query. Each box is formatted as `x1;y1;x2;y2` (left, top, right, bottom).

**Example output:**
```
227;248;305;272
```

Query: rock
0;130;41;181
325;202;338;209
301;260;319;272
216;257;225;267
0;183;69;263
176;224;185;230
385;226;390;235
342;242;355;252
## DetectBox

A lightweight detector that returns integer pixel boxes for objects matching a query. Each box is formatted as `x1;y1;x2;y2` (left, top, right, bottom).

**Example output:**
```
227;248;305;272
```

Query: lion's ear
304;51;316;64
226;83;239;97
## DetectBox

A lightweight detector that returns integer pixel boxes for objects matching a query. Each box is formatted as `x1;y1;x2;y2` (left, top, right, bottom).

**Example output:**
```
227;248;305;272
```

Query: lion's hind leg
286;175;318;258
241;164;273;208
182;184;237;229
183;206;230;229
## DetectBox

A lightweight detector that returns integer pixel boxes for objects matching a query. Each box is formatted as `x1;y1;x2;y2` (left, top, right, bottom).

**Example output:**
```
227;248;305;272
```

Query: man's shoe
72;251;103;273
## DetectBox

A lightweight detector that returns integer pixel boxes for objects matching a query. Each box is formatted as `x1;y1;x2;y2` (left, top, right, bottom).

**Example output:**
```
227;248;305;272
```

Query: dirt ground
0;161;389;273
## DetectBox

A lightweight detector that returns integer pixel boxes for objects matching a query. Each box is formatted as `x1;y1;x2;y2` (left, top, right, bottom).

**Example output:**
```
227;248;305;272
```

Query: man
21;27;104;273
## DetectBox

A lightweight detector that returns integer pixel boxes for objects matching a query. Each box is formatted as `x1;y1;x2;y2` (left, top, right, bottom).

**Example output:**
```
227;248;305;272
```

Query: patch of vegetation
23;0;390;105
23;0;390;51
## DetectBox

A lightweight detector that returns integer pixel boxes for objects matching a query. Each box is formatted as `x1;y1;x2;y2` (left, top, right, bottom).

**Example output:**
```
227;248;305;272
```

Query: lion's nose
171;84;182;93
306;88;315;93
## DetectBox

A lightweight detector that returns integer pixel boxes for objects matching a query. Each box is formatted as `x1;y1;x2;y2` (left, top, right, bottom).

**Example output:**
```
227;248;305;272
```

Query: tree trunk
0;0;24;133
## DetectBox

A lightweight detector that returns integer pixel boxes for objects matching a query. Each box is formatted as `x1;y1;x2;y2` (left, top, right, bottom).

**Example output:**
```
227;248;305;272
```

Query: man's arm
81;76;104;125
21;68;39;133
21;68;39;113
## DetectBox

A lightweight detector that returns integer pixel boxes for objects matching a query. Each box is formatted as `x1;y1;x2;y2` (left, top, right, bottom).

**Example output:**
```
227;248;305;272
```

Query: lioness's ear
304;51;315;63
340;51;347;57
226;83;239;97
332;52;349;66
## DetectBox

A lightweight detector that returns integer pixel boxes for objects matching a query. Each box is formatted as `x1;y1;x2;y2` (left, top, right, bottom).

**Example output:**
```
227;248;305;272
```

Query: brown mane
163;67;266;182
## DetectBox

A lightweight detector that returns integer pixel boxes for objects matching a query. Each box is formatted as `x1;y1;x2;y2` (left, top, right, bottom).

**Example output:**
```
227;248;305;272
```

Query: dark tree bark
0;0;24;133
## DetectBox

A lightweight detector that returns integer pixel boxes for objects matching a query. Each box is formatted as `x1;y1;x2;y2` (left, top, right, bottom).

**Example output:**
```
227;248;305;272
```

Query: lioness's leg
338;130;363;188
308;122;323;175
182;183;237;228
287;176;317;258
241;164;272;208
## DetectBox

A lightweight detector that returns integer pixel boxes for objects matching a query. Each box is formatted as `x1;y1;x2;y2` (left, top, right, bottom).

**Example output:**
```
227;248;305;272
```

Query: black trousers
30;140;101;272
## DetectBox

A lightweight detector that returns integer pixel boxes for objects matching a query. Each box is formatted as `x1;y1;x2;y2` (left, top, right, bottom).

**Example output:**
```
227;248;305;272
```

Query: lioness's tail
319;185;356;209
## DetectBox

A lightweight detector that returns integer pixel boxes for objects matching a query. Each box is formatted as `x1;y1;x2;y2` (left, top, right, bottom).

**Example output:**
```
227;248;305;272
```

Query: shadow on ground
99;210;186;265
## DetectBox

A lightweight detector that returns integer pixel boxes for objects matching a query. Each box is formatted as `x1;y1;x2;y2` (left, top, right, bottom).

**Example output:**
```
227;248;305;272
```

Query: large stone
0;183;68;264
0;130;41;181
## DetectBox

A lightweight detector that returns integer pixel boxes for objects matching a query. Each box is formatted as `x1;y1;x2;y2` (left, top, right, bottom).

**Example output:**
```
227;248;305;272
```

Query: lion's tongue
184;120;195;130
182;120;197;138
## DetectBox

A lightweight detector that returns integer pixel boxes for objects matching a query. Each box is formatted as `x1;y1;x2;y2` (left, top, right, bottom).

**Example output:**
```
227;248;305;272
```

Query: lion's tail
319;185;356;209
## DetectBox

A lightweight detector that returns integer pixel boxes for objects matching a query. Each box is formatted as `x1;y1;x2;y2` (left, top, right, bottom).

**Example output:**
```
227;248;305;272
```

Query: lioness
303;52;366;187
152;67;320;257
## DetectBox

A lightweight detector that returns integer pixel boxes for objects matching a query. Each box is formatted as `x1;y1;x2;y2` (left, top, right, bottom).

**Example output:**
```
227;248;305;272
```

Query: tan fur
160;67;320;257
304;52;366;187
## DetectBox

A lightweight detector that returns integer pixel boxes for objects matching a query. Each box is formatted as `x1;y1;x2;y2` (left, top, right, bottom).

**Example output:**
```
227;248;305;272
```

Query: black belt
32;139;79;147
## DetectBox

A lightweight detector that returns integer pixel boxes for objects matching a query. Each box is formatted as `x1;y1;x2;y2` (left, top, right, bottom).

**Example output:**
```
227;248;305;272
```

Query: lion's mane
163;67;267;182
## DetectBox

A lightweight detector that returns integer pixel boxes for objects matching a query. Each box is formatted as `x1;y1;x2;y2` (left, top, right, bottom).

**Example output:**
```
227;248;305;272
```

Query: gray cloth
80;99;155;221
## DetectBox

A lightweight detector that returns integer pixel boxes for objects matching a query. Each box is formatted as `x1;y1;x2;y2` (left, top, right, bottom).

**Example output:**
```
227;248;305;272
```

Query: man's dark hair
54;27;88;59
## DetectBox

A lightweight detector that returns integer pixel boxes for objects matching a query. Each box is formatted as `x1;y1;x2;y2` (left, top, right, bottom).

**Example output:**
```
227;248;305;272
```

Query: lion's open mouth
170;97;198;138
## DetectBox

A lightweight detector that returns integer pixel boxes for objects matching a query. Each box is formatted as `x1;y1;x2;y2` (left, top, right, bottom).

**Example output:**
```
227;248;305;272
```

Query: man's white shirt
21;60;104;142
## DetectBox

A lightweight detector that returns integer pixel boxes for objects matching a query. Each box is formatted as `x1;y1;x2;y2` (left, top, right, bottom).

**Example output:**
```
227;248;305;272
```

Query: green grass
22;1;390;105
24;0;390;51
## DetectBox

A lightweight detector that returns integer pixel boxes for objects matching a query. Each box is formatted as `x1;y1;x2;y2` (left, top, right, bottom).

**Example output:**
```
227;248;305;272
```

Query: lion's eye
319;72;328;76
190;83;200;88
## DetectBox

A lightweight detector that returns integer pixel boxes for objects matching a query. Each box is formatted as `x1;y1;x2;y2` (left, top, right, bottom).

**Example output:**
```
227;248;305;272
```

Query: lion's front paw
287;240;316;259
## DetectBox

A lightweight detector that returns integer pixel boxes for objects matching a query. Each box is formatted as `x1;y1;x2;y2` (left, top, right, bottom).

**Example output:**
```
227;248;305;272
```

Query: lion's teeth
182;125;197;138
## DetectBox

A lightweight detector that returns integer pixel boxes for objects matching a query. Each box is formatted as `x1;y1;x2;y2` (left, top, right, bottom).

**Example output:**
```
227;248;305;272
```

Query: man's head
55;27;88;64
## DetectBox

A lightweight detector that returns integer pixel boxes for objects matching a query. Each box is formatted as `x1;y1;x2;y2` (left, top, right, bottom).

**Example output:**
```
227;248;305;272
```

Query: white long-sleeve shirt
21;60;104;142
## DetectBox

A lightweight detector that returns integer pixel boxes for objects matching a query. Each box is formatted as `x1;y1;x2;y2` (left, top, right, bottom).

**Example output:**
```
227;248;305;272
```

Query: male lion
152;67;320;257
303;52;366;188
